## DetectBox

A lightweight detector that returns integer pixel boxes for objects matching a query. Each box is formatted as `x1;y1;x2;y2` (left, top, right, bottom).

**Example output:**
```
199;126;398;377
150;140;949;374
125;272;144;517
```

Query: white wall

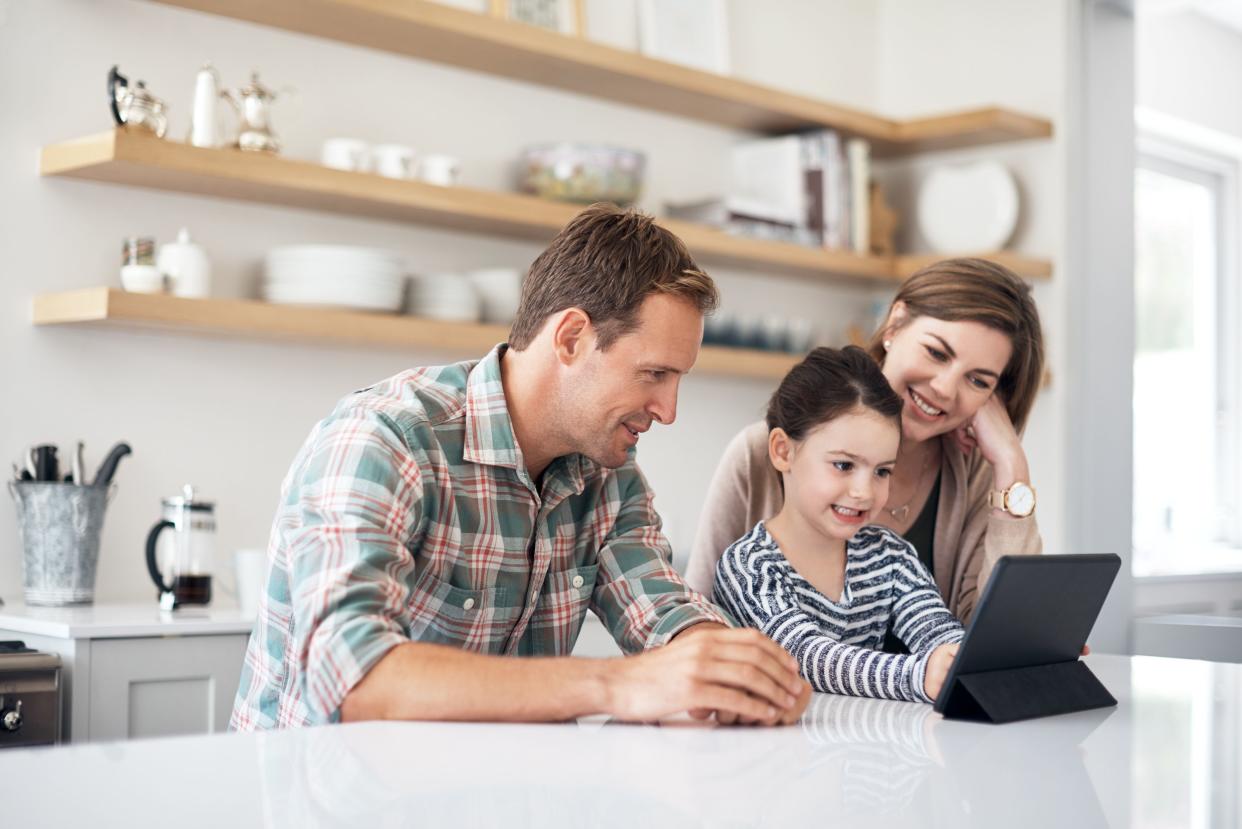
1138;9;1242;138
0;0;1068;607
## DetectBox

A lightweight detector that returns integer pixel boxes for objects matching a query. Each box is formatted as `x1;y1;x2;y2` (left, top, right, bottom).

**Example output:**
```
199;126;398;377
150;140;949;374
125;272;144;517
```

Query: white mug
233;548;267;619
417;154;460;186
321;138;372;173
372;144;417;179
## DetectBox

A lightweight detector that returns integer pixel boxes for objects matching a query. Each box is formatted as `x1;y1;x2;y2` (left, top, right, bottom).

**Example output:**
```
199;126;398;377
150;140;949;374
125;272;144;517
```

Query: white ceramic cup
372;144;418;179
321;138;372;173
417;154;460;186
234;548;267;619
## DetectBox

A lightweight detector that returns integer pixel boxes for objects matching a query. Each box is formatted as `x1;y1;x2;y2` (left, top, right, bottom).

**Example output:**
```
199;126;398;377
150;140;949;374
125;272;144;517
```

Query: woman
686;258;1044;624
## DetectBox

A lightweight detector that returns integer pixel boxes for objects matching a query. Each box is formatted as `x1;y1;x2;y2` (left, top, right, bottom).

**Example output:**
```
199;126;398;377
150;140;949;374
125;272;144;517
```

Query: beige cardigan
685;421;1041;623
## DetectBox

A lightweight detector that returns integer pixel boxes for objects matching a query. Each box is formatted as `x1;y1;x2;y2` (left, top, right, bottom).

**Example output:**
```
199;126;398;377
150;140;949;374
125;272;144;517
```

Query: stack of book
666;131;871;254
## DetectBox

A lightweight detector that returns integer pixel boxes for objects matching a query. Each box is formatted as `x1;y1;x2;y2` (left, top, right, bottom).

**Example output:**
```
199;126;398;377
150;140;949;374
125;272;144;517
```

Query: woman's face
881;308;1013;444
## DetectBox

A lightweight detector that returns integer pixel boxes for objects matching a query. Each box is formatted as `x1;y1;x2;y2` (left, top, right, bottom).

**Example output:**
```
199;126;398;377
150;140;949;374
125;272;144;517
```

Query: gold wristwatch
988;481;1036;517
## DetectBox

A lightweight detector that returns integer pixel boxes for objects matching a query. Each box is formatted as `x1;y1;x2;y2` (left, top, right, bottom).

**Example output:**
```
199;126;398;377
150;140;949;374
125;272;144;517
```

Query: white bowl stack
263;246;407;312
408;273;482;322
466;267;524;324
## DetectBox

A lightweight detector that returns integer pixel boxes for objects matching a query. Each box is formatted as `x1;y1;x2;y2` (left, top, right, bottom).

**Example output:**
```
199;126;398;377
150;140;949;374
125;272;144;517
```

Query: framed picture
501;0;582;36
637;0;730;75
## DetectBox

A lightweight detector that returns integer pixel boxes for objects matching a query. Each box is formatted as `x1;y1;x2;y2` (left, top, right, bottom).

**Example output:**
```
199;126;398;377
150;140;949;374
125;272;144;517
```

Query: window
1132;136;1240;576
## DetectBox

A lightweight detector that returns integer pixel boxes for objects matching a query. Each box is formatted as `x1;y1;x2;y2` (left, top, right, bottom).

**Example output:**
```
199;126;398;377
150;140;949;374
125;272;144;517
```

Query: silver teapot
221;72;282;154
107;65;168;138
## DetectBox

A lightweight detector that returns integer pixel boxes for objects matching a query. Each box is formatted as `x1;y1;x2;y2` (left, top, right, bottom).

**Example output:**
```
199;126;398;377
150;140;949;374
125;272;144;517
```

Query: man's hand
923;642;960;701
604;625;810;726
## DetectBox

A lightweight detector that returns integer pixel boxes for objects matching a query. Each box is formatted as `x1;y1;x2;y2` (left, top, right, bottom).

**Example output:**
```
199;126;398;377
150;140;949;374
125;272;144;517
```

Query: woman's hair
867;257;1045;433
767;346;902;441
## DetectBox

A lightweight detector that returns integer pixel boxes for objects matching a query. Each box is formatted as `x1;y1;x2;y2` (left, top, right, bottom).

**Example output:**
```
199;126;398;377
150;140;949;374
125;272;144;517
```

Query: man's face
560;294;703;468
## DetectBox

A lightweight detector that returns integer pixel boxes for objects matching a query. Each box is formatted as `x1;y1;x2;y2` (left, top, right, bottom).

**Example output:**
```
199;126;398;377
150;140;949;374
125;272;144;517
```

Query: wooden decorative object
869;182;898;258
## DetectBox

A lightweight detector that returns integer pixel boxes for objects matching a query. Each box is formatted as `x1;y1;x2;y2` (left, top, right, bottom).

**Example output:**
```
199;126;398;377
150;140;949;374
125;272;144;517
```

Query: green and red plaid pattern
230;345;727;730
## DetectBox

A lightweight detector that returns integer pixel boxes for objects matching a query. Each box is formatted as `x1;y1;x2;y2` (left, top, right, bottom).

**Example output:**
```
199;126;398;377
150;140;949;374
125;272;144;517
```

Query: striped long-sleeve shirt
714;521;963;703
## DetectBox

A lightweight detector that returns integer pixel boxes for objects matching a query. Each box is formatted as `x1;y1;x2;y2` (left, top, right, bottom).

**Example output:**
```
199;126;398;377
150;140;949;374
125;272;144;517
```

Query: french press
145;485;216;609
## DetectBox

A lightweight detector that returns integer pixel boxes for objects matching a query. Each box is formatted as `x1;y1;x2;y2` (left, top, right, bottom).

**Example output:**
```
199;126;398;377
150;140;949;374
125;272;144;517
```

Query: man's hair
508;203;719;351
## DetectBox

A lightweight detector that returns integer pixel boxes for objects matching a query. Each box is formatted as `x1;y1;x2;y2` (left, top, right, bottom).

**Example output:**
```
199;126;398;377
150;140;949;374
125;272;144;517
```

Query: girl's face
881;307;1014;444
771;407;900;544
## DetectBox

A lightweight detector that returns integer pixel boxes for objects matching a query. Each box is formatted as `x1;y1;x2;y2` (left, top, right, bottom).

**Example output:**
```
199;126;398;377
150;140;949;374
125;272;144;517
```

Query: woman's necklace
884;442;938;522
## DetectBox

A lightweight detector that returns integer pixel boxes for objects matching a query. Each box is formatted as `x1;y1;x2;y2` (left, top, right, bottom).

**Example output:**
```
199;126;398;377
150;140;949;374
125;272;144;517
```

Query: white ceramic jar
157;228;212;298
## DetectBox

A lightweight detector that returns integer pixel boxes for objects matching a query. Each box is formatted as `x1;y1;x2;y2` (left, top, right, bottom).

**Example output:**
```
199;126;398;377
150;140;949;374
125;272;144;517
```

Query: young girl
714;346;964;703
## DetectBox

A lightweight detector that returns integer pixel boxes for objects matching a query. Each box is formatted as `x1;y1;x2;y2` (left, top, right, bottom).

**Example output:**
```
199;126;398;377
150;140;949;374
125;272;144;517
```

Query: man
231;204;811;729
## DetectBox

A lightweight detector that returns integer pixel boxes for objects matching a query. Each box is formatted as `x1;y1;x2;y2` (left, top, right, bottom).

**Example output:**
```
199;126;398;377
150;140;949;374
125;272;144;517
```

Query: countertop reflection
4;654;1239;828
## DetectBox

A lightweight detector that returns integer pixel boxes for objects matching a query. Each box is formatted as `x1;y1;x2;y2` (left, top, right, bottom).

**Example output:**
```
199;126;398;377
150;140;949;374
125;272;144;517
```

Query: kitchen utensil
221;72;282;154
416;154;460;186
23;449;36;481
157;227;212;298
107;65;168;138
518;143;645;205
72;442;84;487
145;485;216;609
92;441;132;487
321;138;371;172
32;446;58;483
372;144;417;179
917;161;1019;254
189;63;222;148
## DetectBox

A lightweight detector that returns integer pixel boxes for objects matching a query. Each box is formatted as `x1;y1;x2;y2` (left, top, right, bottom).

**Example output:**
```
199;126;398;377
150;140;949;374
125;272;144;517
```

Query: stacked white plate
262;245;407;312
408;273;481;322
466;267;524;324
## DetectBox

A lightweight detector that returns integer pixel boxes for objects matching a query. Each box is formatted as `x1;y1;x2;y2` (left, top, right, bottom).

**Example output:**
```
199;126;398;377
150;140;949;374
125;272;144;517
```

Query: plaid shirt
231;345;728;730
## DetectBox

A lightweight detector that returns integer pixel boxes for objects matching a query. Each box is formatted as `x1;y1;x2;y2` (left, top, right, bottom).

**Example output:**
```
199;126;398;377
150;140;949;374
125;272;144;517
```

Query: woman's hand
952;395;1029;490
923;642;960;701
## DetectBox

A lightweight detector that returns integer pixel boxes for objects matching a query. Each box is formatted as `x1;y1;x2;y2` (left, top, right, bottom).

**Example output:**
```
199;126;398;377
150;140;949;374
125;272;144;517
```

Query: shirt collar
462;344;588;497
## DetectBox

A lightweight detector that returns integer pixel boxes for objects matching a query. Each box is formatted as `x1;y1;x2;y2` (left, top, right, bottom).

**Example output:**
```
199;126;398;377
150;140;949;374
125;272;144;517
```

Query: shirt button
462;598;476;611
571;575;585;588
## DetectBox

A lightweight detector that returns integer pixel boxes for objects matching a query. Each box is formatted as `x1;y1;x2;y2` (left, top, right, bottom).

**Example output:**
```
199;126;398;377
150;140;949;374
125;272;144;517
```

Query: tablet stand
938;660;1117;724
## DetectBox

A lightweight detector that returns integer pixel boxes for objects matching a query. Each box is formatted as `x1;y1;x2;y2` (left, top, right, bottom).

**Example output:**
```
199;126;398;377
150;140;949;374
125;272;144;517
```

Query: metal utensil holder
8;482;114;606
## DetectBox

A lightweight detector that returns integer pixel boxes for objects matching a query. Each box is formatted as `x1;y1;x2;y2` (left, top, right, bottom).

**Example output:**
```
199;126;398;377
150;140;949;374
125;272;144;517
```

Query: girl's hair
867;257;1045;433
767;346;902;441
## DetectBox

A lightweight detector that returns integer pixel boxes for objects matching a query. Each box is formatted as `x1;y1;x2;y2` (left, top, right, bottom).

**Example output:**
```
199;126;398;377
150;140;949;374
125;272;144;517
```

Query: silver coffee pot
107;65;168;138
221;72;282;154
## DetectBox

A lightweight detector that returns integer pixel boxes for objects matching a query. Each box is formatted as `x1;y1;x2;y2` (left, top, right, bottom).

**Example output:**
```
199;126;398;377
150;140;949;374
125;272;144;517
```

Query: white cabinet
0;603;252;743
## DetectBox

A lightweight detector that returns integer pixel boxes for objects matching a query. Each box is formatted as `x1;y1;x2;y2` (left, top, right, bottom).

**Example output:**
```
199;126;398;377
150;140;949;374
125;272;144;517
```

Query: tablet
933;553;1122;715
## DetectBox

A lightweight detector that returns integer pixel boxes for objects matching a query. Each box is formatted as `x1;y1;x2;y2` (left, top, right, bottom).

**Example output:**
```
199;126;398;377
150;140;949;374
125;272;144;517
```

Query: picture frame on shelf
499;0;583;36
637;0;730;75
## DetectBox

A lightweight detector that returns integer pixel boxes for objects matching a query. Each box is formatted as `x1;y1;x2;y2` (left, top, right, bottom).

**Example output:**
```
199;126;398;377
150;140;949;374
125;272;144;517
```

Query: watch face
1008;483;1035;516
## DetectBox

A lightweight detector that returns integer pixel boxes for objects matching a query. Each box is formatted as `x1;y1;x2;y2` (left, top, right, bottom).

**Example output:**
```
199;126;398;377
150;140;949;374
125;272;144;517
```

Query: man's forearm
340;641;613;723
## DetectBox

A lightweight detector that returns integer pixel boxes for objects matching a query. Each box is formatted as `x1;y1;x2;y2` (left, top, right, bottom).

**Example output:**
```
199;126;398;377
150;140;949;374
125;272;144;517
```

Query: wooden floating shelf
31;288;802;382
40;131;1051;284
147;0;1052;155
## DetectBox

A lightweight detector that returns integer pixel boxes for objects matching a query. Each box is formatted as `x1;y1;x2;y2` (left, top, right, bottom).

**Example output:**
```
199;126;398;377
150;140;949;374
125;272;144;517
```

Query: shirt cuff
304;615;409;723
644;601;733;649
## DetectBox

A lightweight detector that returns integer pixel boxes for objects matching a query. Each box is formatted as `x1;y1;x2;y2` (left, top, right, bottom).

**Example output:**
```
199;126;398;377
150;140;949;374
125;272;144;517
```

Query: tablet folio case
939;660;1117;724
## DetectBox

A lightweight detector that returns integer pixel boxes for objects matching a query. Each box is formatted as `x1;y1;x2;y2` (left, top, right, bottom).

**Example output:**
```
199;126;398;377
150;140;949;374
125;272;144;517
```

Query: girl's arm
714;541;942;703
887;537;965;655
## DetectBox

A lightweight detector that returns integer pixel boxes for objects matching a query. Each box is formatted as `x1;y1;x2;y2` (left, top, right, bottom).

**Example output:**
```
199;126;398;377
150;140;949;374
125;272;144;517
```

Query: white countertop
1;653;1236;828
0;602;255;638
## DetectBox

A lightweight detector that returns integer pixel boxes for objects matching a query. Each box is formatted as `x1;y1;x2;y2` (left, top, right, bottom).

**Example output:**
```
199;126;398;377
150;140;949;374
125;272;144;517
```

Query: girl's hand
952;395;1029;489
923;642;960;701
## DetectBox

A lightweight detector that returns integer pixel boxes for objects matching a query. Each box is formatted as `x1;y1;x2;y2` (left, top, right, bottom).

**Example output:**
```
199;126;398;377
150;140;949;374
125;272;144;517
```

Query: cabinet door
87;635;247;741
